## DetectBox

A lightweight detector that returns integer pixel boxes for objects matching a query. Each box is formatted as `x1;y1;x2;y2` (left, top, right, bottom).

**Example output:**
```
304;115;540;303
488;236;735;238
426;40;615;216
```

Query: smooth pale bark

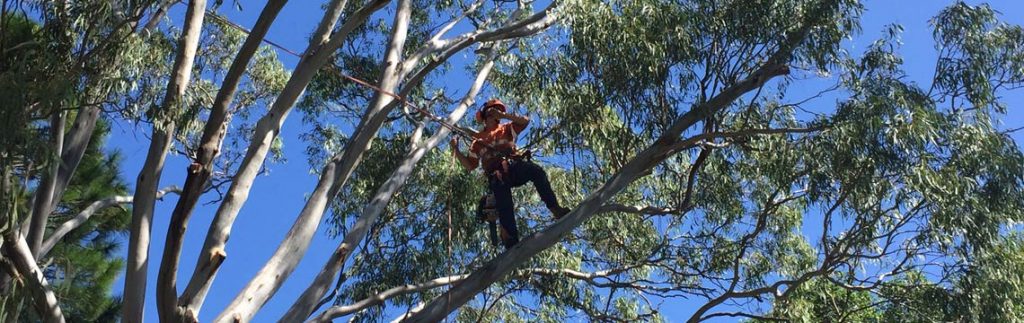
157;1;288;321
123;0;207;321
26;111;65;254
46;105;101;222
37;186;181;260
124;129;175;323
212;2;411;322
180;0;389;315
141;0;179;33
310;275;469;323
280;7;559;320
403;22;812;322
276;6;559;321
314;267;633;322
281;52;499;323
4;232;64;323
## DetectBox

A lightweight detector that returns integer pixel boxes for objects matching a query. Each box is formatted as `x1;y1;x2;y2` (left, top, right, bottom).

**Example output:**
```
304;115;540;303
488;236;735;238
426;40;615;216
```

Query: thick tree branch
156;1;288;320
123;0;207;321
402;1;830;317
181;2;389;317
26;111;65;254
281;46;502;323
44;105;103;231
213;2;405;322
3;232;64;323
140;0;180;34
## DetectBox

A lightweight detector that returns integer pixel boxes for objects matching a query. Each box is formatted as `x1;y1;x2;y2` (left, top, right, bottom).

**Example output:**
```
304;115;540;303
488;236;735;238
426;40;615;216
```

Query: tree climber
450;99;571;248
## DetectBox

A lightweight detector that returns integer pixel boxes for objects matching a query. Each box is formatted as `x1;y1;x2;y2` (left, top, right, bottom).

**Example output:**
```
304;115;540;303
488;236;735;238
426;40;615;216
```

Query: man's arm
450;137;478;172
494;110;529;131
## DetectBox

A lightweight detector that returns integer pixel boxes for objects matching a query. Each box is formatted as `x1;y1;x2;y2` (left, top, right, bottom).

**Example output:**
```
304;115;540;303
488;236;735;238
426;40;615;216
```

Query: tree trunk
178;0;389;316
26;111;65;255
156;1;287;321
214;2;411;321
123;0;207;321
3;232;64;323
281;51;498;323
402;30;804;322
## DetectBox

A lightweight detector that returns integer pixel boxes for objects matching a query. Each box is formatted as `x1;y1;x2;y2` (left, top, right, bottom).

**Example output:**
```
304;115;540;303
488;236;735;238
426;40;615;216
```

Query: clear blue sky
104;1;1024;322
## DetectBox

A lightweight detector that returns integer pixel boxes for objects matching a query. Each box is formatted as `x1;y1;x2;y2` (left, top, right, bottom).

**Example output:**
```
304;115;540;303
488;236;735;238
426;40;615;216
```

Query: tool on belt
475;193;500;246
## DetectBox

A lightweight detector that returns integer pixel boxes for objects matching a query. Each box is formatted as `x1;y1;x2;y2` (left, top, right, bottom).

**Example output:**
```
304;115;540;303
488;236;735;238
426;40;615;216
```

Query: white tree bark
310;275;470;323
26;111;65;254
157;1;289;321
179;0;390;315
122;0;207;321
37;186;181;259
281;48;500;323
4;232;64;323
402;21;811;321
212;2;413;322
46;105;102;222
313;267;634;322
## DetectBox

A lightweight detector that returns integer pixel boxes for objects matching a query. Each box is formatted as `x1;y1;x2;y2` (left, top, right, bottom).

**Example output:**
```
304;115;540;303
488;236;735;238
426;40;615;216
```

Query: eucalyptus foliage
316;0;1024;321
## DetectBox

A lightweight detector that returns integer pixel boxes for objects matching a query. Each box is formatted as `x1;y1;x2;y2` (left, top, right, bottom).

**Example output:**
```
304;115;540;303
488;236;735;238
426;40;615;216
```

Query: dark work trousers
487;159;563;248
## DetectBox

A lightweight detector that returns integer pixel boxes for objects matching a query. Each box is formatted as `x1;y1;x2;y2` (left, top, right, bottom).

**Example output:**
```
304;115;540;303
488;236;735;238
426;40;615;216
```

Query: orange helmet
475;99;507;122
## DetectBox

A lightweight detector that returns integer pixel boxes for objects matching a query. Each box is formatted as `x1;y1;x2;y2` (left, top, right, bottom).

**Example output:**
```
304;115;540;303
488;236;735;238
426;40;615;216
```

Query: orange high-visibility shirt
468;122;527;172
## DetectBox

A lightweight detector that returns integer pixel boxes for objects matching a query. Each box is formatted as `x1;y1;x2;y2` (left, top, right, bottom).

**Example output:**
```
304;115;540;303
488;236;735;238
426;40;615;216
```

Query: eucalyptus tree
0;0;284;321
4;0;563;322
291;0;1024;321
398;0;1023;321
0;2;165;321
4;0;1024;322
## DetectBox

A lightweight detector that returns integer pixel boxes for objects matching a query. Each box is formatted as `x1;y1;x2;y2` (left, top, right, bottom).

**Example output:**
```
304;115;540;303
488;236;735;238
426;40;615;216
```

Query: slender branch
325;267;635;323
37;186;181;259
598;204;681;215
701;312;785;322
667;126;825;154
310;275;470;322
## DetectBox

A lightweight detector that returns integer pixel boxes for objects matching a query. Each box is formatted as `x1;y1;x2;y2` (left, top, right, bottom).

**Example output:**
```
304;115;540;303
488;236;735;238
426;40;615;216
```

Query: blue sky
104;1;1024;322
